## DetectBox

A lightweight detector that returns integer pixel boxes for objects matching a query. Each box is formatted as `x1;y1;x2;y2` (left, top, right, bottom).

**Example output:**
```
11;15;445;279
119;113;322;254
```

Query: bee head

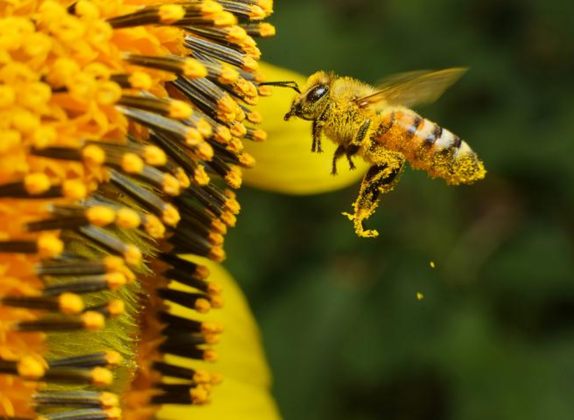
284;71;333;121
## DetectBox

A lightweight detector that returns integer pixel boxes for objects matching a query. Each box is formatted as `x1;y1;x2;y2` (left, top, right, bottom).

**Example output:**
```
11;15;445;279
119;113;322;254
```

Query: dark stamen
34;390;119;408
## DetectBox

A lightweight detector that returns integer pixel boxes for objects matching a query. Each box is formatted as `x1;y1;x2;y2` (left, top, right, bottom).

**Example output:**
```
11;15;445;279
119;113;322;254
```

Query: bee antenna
259;80;301;94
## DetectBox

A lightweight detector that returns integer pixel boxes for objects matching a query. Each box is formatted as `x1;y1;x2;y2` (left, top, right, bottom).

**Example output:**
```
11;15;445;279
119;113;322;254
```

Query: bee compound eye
307;85;328;103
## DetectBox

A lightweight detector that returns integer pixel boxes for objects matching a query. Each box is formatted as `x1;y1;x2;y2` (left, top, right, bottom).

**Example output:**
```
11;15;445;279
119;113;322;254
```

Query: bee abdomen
376;110;486;185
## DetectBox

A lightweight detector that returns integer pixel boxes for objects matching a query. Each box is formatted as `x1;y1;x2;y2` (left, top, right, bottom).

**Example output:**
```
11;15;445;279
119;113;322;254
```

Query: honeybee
282;68;486;238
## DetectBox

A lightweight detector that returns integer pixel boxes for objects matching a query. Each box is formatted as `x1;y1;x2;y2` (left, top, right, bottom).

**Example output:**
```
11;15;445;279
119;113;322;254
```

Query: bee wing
356;67;467;109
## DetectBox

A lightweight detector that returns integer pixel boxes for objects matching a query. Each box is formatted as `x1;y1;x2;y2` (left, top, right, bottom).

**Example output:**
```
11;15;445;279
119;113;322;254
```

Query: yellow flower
0;1;361;419
0;0;276;417
158;259;281;420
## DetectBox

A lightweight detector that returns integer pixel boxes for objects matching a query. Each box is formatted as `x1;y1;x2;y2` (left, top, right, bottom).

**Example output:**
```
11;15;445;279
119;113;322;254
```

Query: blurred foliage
225;0;574;419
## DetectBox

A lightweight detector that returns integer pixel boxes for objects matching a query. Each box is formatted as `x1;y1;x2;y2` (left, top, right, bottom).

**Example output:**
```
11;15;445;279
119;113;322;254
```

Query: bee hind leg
342;154;404;238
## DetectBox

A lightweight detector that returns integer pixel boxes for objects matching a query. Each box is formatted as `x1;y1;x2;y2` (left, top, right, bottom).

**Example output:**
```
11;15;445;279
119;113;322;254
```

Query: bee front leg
343;153;404;238
312;119;324;153
311;104;331;153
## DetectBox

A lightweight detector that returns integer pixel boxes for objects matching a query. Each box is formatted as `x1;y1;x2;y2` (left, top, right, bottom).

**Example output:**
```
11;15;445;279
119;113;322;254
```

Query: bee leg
312;119;324;153
342;154;404;238
331;145;347;175
334;143;361;175
354;119;372;146
312;104;331;153
344;119;370;170
345;145;360;170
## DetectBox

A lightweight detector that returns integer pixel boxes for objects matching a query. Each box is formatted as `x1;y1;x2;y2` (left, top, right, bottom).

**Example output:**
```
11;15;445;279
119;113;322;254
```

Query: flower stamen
34;390;120;409
1;0;276;416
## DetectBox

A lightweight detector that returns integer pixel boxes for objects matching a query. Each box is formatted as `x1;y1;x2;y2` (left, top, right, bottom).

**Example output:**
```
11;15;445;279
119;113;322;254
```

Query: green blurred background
227;1;574;419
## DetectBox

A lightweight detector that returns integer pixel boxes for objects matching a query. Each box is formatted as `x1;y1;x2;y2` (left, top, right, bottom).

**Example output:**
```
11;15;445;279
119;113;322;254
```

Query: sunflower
0;1;364;419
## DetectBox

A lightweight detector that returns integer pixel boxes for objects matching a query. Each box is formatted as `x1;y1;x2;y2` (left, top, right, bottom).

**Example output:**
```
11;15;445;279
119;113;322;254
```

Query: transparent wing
356;67;467;109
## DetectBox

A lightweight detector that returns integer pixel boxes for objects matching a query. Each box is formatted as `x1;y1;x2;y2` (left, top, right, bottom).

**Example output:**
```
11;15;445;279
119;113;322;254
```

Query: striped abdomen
374;108;486;185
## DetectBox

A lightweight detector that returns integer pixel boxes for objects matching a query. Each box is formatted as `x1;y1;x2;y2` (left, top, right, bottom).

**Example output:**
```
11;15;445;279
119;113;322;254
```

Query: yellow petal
243;63;368;195
158;257;281;420
160;377;280;420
